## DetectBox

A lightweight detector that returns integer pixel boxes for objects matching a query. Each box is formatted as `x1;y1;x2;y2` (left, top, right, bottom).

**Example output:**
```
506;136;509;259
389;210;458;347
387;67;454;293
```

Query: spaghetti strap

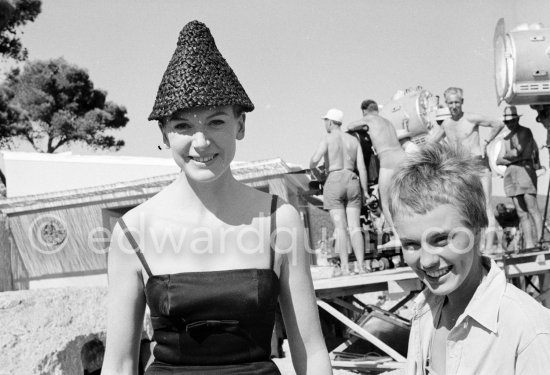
118;218;154;278
269;195;278;269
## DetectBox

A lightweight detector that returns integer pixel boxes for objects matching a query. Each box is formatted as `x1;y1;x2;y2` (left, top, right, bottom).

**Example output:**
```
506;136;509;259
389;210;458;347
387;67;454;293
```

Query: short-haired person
430;87;505;253
360;99;379;114
310;109;369;275
102;21;331;375
389;142;550;375
346;113;406;240
496;105;543;249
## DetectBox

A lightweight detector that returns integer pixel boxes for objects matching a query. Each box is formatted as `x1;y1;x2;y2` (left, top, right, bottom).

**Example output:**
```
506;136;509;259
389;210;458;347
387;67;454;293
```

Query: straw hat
149;20;254;121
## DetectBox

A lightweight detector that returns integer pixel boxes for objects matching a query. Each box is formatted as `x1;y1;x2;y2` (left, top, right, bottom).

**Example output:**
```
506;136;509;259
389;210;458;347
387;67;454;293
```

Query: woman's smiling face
394;204;481;297
161;105;245;183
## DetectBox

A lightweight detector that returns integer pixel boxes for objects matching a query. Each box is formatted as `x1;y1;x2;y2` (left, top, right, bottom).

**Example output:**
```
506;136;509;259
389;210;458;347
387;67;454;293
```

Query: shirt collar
413;286;443;319
462;256;506;333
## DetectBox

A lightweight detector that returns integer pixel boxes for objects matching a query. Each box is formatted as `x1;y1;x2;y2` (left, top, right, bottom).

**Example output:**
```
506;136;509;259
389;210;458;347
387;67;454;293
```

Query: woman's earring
157;144;169;150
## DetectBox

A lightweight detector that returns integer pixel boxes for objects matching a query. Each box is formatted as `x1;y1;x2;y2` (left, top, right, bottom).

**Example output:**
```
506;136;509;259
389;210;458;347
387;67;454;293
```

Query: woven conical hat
149;20;254;121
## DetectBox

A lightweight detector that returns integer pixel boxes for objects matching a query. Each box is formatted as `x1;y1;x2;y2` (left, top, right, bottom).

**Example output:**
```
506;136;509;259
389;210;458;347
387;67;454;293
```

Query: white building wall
0;151;180;198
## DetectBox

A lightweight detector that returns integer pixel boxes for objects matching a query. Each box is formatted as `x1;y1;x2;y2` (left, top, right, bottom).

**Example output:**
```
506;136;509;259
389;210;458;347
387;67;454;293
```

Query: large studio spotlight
494;18;550;105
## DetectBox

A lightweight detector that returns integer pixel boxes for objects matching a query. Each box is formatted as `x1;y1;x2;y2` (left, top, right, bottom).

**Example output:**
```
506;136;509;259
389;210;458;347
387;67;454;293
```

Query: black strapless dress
119;195;282;374
144;269;281;374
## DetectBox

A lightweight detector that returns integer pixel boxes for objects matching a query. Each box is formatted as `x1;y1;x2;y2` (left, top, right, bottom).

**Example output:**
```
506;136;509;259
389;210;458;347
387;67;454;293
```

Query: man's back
363;114;402;154
325;131;360;171
442;113;482;156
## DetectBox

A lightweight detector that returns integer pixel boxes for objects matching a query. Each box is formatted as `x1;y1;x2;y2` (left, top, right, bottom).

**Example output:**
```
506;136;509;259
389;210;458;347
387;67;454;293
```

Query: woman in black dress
101;20;331;375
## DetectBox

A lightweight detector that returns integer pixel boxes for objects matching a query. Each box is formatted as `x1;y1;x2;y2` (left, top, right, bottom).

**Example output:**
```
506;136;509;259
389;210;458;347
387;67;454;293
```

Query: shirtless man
310;108;369;274
347;113;406;235
360;99;379;115
431;87;504;252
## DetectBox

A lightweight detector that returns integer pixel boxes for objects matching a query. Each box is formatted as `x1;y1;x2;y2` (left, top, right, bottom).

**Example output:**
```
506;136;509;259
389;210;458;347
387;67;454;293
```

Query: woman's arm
101;221;147;375
276;203;332;375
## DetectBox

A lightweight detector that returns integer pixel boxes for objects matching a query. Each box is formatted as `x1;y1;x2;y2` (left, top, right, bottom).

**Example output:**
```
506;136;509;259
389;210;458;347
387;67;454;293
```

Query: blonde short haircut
388;142;488;231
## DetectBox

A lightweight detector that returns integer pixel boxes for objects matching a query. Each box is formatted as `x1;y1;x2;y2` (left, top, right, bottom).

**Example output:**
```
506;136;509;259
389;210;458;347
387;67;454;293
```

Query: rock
0;287;150;374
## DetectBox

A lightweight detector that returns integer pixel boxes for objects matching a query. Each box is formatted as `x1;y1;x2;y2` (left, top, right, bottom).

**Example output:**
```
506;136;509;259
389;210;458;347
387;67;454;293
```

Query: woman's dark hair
159;105;245;128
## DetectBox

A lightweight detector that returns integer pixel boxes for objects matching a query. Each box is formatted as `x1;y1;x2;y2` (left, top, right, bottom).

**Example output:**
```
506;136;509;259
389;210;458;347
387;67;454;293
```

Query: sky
6;0;550;195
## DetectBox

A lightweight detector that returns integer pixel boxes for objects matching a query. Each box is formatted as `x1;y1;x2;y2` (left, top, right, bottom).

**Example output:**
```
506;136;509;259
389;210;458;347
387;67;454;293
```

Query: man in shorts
430;87;505;252
347;113;406;237
496;105;543;249
310;108;370;275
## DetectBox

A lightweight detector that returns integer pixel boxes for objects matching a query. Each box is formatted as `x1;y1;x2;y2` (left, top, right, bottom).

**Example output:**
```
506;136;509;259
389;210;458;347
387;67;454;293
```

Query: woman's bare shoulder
271;198;303;241
119;186;174;226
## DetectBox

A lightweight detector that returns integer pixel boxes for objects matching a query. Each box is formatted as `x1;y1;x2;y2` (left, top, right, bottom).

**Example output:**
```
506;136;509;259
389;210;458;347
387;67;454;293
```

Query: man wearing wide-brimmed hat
496;105;543;249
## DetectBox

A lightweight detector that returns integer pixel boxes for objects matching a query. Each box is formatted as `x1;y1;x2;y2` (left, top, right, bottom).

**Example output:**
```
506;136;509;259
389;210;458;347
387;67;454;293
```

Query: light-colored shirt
406;257;550;375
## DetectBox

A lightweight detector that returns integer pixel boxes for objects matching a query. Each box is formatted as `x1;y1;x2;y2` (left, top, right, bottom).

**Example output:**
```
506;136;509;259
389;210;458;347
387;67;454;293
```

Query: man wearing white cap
496;105;543;250
310;108;369;275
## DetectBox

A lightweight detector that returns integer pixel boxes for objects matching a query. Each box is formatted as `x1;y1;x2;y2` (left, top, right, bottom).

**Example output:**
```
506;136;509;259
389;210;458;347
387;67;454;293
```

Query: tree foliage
0;0;42;61
0;57;128;152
